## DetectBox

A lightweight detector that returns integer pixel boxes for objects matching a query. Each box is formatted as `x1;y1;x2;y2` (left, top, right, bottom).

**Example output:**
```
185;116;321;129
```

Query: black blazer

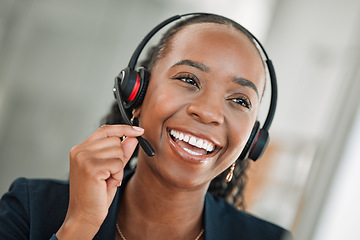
0;171;292;240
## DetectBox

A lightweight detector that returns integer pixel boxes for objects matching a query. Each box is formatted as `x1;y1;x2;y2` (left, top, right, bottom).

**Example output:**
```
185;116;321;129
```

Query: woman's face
136;23;265;189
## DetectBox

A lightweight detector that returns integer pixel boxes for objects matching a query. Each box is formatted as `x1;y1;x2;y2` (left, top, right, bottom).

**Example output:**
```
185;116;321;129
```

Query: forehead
160;23;265;91
169;22;261;63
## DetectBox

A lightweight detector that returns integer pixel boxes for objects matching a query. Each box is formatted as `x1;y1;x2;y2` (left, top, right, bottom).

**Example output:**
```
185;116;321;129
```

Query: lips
169;129;217;156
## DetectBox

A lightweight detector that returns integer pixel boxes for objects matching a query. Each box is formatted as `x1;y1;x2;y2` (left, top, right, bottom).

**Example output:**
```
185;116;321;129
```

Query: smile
170;129;216;156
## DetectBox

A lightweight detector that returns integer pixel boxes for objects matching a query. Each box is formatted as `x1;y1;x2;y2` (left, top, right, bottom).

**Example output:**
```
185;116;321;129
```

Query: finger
106;175;122;190
121;137;140;160
75;136;122;154
85;157;127;181
80;146;125;162
105;137;139;189
84;125;144;144
106;175;122;206
72;137;139;163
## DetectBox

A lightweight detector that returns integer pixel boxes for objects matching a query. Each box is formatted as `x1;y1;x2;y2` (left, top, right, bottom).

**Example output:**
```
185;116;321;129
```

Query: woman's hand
56;125;144;239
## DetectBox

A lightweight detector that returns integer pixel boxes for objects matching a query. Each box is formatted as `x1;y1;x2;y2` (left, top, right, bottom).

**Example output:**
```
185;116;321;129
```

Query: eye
175;73;199;87
230;97;252;109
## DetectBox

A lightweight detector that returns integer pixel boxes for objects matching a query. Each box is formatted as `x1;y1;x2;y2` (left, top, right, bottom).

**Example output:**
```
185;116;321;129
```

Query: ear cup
248;128;269;161
130;67;149;109
239;121;260;160
116;67;150;109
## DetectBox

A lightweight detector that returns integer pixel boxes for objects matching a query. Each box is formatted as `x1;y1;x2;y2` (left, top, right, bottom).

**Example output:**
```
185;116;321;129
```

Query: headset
113;13;277;161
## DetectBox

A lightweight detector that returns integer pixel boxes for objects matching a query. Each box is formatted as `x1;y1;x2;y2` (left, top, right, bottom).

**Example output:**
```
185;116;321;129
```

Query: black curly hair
102;14;267;210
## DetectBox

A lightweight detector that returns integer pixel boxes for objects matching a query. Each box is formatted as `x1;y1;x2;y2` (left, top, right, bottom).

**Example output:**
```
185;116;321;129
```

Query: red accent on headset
250;132;260;152
127;74;140;101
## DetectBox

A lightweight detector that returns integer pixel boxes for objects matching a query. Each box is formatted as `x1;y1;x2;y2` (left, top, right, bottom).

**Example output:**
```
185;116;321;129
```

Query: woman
0;14;292;239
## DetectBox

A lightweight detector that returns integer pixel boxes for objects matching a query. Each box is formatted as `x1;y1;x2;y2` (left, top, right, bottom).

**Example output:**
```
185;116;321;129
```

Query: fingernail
132;126;144;132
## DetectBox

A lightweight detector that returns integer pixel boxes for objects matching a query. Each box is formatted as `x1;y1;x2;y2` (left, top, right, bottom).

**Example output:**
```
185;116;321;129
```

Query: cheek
209;116;255;180
137;81;182;142
225;116;256;161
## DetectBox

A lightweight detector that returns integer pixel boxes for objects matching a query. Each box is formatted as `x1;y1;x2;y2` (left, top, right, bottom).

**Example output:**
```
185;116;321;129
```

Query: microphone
113;79;155;157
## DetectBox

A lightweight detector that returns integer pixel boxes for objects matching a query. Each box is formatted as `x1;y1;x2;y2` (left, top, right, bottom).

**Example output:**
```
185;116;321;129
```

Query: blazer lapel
204;193;230;240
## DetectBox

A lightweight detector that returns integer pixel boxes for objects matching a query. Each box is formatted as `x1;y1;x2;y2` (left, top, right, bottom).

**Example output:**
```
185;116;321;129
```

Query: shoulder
2;177;69;206
204;193;292;240
0;178;69;240
5;177;69;203
9;177;69;191
8;177;70;215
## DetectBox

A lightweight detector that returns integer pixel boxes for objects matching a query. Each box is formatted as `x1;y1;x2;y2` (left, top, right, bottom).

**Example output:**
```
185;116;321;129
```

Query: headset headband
114;12;278;160
128;13;277;132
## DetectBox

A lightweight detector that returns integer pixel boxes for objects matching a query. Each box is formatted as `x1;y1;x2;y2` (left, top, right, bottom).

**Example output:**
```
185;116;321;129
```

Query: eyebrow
171;59;210;73
234;77;259;99
171;59;259;98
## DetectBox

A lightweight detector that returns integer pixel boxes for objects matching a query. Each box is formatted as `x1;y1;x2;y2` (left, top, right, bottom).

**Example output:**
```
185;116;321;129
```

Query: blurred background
0;0;359;239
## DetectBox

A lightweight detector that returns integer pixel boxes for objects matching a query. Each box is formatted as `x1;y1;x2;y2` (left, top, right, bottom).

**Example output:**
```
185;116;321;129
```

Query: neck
117;157;208;240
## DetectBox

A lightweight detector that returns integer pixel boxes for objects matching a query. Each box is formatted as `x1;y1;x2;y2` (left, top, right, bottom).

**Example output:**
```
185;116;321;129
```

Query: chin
156;161;212;191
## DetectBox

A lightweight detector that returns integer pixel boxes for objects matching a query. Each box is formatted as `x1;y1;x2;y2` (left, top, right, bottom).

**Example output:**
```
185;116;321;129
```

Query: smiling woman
0;13;292;240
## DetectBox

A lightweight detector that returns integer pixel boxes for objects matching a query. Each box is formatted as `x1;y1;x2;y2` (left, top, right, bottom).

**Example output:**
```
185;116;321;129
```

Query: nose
186;90;224;125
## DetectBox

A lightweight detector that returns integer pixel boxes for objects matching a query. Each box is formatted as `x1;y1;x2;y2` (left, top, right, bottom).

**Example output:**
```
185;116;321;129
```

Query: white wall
314;103;360;240
248;0;360;234
266;0;360;238
293;30;360;239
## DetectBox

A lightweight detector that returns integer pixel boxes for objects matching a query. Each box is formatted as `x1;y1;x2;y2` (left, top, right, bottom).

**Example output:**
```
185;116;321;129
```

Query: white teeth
170;129;216;153
183;148;202;155
189;136;196;145
203;142;208;150
196;139;203;149
208;145;214;152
